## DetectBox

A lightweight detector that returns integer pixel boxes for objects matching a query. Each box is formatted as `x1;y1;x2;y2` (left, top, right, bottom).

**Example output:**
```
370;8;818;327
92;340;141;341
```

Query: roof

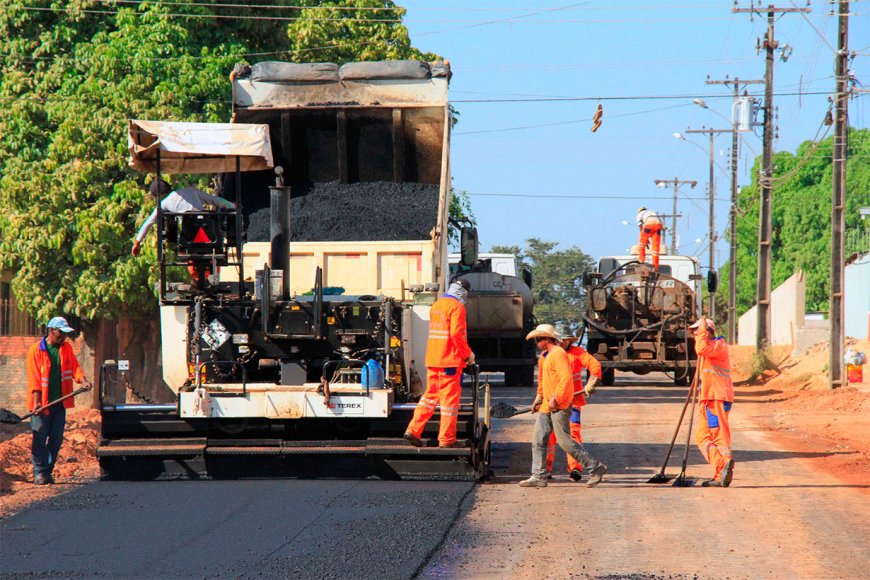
128;120;274;174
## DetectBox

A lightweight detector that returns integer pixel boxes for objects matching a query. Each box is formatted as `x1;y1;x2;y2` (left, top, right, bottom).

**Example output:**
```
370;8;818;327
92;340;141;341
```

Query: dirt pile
0;408;100;517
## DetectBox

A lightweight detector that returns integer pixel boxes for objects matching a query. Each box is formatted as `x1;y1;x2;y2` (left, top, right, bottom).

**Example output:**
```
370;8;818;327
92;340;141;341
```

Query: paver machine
97;61;490;481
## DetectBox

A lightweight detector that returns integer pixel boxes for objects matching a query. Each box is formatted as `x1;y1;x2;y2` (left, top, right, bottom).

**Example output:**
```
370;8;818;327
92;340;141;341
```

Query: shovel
0;385;92;425
647;360;701;484
491;388;589;419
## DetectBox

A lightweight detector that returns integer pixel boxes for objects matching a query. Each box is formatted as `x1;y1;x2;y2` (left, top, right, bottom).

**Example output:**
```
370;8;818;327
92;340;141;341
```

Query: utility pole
733;3;809;351
830;1;850;388
654;178;697;255
706;77;764;344
686;128;731;319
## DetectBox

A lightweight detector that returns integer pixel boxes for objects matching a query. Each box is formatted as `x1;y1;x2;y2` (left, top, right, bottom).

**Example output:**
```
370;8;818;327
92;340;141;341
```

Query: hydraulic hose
582;312;686;336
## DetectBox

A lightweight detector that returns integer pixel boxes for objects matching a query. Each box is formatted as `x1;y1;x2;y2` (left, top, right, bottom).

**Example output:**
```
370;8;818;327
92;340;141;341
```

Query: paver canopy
128;120;274;175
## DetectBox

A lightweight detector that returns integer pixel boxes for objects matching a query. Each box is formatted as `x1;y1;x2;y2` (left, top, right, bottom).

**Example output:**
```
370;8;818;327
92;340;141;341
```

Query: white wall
845;255;870;340
738;272;808;346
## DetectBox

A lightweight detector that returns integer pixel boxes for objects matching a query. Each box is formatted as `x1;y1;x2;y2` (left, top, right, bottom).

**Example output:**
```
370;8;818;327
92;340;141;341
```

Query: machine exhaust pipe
269;168;291;300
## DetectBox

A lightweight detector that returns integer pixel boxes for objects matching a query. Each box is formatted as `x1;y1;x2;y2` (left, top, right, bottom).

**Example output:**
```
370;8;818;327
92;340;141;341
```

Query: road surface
1;375;867;579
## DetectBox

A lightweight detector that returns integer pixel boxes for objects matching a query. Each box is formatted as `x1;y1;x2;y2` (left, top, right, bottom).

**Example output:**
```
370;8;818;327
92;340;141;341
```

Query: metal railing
845;227;870;257
0;285;40;336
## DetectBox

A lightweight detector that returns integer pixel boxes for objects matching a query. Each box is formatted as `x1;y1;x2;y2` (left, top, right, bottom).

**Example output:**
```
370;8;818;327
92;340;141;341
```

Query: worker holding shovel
691;316;735;487
519;324;607;489
25;317;92;485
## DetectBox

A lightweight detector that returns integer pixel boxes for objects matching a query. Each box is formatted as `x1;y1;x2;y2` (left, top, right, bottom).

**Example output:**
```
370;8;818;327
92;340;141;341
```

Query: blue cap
47;316;75;334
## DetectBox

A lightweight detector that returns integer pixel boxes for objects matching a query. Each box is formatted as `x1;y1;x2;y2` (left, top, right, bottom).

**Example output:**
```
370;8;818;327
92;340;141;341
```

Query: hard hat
637;206;646;213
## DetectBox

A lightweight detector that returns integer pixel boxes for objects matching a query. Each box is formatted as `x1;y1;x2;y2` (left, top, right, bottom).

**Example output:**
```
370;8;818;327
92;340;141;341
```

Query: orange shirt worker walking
404;281;474;448
691;316;735;487
519;324;607;489
544;326;603;482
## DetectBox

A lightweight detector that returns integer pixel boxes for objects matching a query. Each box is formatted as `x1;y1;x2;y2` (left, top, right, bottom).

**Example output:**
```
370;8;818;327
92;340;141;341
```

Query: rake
647;358;702;484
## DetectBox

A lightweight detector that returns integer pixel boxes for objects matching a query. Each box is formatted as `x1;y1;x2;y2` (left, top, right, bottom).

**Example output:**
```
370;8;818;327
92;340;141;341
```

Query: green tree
493;238;595;329
722;128;870;316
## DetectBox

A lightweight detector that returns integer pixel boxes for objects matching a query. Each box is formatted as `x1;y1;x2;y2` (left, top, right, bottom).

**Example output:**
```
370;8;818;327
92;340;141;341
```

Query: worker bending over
519;324;607;488
544;325;602;482
691;316;735;487
405;280;475;448
636;206;663;270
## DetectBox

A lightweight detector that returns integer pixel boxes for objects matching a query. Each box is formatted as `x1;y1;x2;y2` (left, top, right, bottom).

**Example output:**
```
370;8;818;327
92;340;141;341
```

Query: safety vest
26;338;85;412
694;328;734;402
536;346;574;413
425;295;472;368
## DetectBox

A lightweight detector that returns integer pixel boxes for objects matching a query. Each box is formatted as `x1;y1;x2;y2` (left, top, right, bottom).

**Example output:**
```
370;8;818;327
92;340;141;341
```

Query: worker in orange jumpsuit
519;324;607;489
543;326;603;482
636;206;664;270
691;316;735;487
404;280;474;448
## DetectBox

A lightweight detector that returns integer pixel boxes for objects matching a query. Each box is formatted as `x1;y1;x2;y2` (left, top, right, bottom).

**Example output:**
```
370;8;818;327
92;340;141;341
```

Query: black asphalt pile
247;181;440;242
490;401;521;418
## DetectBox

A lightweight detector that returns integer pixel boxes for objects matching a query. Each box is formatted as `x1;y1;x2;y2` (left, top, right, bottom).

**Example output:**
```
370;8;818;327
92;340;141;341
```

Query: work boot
545;471;553;480
518;476;548;488
586;463;607;488
33;473;50;485
46;472;55;484
701;478;723;487
438;441;465;449
403;432;423;447
721;459;735;488
569;469;583;483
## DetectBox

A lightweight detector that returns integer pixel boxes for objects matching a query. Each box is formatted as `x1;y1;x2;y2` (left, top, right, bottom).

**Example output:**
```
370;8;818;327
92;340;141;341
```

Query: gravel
246;181;440;242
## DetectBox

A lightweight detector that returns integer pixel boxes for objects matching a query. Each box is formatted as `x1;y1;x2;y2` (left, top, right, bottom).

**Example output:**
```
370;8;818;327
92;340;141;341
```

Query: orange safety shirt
694;326;734;402
538;345;602;408
425;295;472;368
26;338;85;412
535;346;574;413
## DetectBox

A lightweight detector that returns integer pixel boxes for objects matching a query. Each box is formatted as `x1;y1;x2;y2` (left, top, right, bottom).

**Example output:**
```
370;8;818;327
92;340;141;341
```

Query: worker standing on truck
519;324;607;488
25;317;92;485
636;206;664;270
691;316;735;487
404;280;475;448
544;325;603;482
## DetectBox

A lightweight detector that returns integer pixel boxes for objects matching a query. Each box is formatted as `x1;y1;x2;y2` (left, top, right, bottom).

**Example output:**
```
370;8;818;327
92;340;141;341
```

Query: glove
531;395;542;413
584;376;600;397
466;352;476;366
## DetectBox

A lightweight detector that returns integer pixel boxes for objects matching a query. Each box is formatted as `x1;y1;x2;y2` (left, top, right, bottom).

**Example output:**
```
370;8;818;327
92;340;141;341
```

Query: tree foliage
492;239;595;329
0;0;442;322
722;128;870;316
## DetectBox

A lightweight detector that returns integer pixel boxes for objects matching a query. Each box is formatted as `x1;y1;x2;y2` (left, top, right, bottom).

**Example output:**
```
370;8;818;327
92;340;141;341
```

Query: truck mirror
590;287;608;312
522;268;532;288
460;227;478;266
706;271;719;293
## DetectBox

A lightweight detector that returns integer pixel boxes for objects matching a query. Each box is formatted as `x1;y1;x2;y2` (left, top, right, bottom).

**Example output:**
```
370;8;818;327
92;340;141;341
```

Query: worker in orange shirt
519;324;607;488
691;316;735;487
404;280;474;448
636;206;664;270
543;325;603;482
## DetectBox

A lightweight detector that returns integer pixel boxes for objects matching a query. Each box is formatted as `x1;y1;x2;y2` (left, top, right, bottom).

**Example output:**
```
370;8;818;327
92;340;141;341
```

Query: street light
653;178;697;254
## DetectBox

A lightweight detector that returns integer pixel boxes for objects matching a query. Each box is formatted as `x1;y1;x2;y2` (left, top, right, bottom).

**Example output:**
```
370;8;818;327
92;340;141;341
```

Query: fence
0;281;40;336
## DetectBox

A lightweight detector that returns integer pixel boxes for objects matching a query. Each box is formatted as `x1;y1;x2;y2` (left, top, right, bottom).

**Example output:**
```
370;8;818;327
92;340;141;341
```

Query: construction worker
519;324;607;488
404;280;474;448
543;325;603;482
636;206;663;270
25;317;92;485
691;316;735;487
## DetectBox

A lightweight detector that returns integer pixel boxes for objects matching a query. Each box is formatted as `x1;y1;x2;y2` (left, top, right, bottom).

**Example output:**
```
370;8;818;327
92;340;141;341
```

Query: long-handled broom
647;358;701;484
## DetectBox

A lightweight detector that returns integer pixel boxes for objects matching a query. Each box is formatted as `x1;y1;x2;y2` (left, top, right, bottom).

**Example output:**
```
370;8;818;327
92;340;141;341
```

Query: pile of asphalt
246;181;439;242
490;401;520;418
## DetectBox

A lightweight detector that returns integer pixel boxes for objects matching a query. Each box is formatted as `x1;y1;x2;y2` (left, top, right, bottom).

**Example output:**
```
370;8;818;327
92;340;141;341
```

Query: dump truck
448;253;537;386
583;254;703;385
97;60;490;481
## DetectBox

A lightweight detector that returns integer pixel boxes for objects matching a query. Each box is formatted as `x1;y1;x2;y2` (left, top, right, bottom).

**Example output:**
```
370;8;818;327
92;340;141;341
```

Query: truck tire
601;367;615;386
673;368;694;386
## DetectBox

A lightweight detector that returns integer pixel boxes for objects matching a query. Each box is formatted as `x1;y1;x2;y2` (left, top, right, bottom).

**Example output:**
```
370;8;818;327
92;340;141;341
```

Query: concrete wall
845;254;870;340
738;271;809;346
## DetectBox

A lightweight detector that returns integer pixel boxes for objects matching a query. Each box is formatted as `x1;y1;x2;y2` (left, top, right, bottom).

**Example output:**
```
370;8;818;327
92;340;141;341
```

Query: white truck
448;253;537;386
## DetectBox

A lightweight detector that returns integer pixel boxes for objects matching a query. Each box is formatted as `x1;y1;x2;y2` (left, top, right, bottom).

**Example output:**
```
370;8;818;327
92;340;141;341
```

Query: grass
750;347;777;377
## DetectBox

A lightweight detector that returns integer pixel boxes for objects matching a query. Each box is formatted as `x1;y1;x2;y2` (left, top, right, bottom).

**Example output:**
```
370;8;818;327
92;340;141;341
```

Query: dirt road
423;378;870;578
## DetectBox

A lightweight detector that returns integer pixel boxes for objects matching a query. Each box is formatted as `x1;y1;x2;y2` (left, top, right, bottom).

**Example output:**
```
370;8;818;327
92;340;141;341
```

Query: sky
399;1;869;271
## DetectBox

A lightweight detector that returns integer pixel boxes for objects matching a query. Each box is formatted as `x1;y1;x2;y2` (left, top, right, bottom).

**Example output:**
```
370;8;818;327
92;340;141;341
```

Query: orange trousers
638;223;663;270
695;400;733;480
406;368;461;446
546;409;583;473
